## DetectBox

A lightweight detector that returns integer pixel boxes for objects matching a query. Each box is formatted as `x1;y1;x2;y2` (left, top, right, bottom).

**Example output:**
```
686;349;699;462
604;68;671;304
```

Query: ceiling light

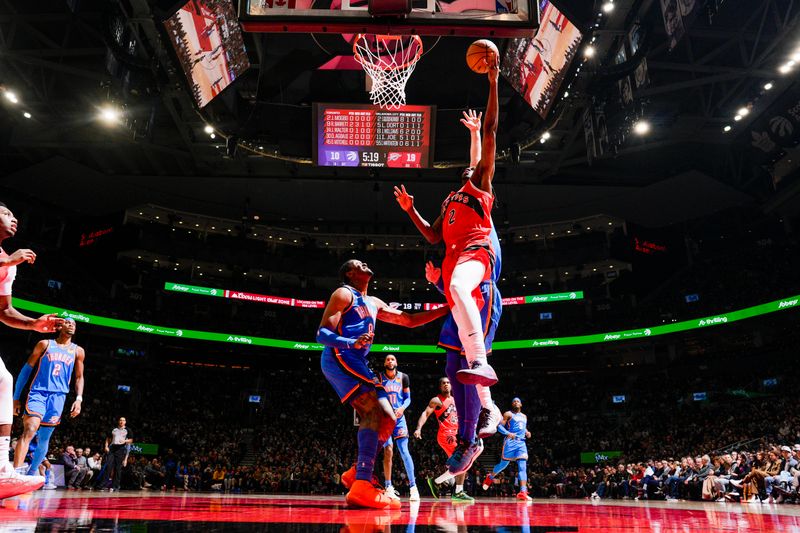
779;63;792;74
583;45;596;58
541;131;551;141
602;2;614;13
4;91;18;104
563;91;570;98
734;114;742;121
737;107;750;117
633;120;650;135
23;112;31;119
209;133;216;139
99;106;120;124
204;125;214;134
764;82;774;90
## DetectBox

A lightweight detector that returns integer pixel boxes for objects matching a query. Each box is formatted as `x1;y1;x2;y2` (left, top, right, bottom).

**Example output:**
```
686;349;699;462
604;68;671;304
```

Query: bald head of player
58;318;76;338
0;202;19;241
338;259;374;287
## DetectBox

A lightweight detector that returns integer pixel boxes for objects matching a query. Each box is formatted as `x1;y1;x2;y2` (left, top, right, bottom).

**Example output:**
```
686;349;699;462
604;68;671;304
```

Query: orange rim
353;34;424;71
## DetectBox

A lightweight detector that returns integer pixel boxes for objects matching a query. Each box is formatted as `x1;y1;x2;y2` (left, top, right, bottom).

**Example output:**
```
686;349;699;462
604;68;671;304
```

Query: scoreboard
313;103;435;168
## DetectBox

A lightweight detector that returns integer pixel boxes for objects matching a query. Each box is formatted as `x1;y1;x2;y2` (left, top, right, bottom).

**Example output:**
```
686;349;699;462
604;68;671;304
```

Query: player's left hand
13;400;21;416
70;400;82;418
32;314;65;334
525;430;531;439
460;109;482;132
486;53;500;82
425;261;441;284
395;408;405;418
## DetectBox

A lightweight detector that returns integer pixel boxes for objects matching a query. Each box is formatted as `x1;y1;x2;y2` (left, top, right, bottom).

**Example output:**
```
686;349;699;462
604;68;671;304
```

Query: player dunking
414;377;474;503
396;90;503;479
380;354;419;501
13;318;85;477
318;259;447;509
0;201;63;500
482;397;532;502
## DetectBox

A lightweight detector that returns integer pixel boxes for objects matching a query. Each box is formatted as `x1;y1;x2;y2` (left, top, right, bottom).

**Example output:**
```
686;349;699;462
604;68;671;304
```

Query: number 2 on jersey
52;364;61;377
448;209;456;225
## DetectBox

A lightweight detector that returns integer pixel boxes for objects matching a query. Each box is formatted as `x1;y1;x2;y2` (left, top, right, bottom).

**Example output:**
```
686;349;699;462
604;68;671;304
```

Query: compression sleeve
13;363;33;401
497;422;511;436
400;373;411;410
316;327;355;350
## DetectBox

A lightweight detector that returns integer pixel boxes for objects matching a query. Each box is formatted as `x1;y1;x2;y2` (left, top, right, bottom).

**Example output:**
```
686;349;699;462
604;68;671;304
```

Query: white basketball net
354;34;423;110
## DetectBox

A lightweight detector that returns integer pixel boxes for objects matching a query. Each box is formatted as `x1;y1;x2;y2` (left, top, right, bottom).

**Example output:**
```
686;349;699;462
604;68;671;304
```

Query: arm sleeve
400;373;411;410
497;423;511;436
434;277;446;296
316;327;355;350
13;363;33;401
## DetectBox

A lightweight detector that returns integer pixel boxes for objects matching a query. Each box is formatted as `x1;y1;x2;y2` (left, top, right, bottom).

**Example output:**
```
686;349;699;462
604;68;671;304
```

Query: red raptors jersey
440;179;494;256
434;394;458;437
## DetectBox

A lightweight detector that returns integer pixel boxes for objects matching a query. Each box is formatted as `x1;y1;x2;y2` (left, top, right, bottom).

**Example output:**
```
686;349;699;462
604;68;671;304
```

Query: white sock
0;436;9;468
476;385;493;409
452;301;487;364
455;484;464;493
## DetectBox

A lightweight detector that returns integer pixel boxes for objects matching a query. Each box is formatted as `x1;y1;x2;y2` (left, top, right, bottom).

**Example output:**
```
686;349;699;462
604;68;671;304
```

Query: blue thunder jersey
503;411;527;440
381;371;409;410
31;340;77;394
334;286;378;360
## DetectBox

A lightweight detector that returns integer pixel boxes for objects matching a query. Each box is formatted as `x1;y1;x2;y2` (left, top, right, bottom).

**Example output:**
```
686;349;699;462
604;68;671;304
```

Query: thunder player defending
318;259;447;509
380;354;419;501
414;377;474;503
0;201;63;500
482;397;532;502
13;318;85;476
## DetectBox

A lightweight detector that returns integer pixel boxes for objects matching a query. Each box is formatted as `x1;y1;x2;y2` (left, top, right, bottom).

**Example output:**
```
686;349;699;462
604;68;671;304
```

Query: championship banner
660;0;700;51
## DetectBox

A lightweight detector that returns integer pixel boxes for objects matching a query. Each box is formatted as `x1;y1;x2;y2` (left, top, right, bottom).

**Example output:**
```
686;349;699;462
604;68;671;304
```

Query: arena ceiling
0;0;798;226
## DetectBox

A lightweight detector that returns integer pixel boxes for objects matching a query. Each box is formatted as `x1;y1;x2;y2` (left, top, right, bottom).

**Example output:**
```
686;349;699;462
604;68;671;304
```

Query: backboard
238;0;539;37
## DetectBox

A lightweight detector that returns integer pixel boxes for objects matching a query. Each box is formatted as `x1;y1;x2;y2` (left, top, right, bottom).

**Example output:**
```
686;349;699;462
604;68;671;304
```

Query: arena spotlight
4;91;18;104
723;125;731;132
99;106;121;124
737;107;750;117
209;133;216;139
583;45;596;58
764;82;774;90
633;120;650;135
734;114;743;121
601;2;614;14
23;112;31;119
204;124;214;134
779;63;793;74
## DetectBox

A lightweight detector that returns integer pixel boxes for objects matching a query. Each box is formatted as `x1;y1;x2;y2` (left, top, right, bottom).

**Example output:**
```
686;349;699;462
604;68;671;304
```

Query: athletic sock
456;484;464;493
0;435;9;469
356;429;379;482
476;384;493;410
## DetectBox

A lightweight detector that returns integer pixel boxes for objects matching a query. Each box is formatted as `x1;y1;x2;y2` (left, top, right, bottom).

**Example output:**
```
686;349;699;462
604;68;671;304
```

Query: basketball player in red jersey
394;55;500;397
414;377;474;503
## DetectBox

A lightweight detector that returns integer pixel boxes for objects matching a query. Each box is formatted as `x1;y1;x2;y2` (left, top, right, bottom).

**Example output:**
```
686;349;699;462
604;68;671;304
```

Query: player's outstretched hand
2;249;36;267
32;314;64;333
353;332;374;349
393;185;414;212
413;429;422;439
460;109;482;132
13;400;21;417
425;261;441;285
487;53;500;83
70;400;82;418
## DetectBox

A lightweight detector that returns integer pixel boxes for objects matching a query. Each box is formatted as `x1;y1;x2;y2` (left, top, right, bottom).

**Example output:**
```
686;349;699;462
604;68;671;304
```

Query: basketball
466;39;499;73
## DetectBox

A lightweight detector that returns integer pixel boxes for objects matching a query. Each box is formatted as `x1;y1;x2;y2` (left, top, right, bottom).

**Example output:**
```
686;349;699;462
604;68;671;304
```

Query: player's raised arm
414;396;442;439
394;185;443;244
372;296;449;328
70;347;85;418
316;287;373;349
12;339;48;416
473;54;499;194
0;295;63;333
460;109;482;168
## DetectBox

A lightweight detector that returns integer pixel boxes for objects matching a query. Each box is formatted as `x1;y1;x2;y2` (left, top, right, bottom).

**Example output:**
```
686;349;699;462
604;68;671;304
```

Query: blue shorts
321;347;386;405
384;415;409;447
501;438;528;461
25;391;66;426
438;281;502;354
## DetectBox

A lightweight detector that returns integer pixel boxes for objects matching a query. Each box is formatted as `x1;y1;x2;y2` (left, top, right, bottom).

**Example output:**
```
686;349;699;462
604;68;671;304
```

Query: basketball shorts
441;244;495;309
384;415;409;447
438;281;502;355
437;430;458;457
501;438;528;461
26;391;67;426
321;347;386;405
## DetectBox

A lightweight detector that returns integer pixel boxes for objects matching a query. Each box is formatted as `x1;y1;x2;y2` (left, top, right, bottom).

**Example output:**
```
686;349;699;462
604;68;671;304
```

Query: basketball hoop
353;34;423;110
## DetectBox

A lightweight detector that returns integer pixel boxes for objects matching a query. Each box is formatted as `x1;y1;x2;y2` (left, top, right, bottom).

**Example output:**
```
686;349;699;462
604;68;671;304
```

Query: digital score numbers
314;103;435;168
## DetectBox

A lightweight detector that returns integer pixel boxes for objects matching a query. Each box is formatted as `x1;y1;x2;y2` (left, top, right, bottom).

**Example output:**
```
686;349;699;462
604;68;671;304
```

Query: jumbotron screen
313;103;435;168
164;0;251;108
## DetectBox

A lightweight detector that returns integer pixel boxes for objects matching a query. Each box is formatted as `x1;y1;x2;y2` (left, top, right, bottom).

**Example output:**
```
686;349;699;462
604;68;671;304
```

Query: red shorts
442;244;494;310
437;431;458;458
